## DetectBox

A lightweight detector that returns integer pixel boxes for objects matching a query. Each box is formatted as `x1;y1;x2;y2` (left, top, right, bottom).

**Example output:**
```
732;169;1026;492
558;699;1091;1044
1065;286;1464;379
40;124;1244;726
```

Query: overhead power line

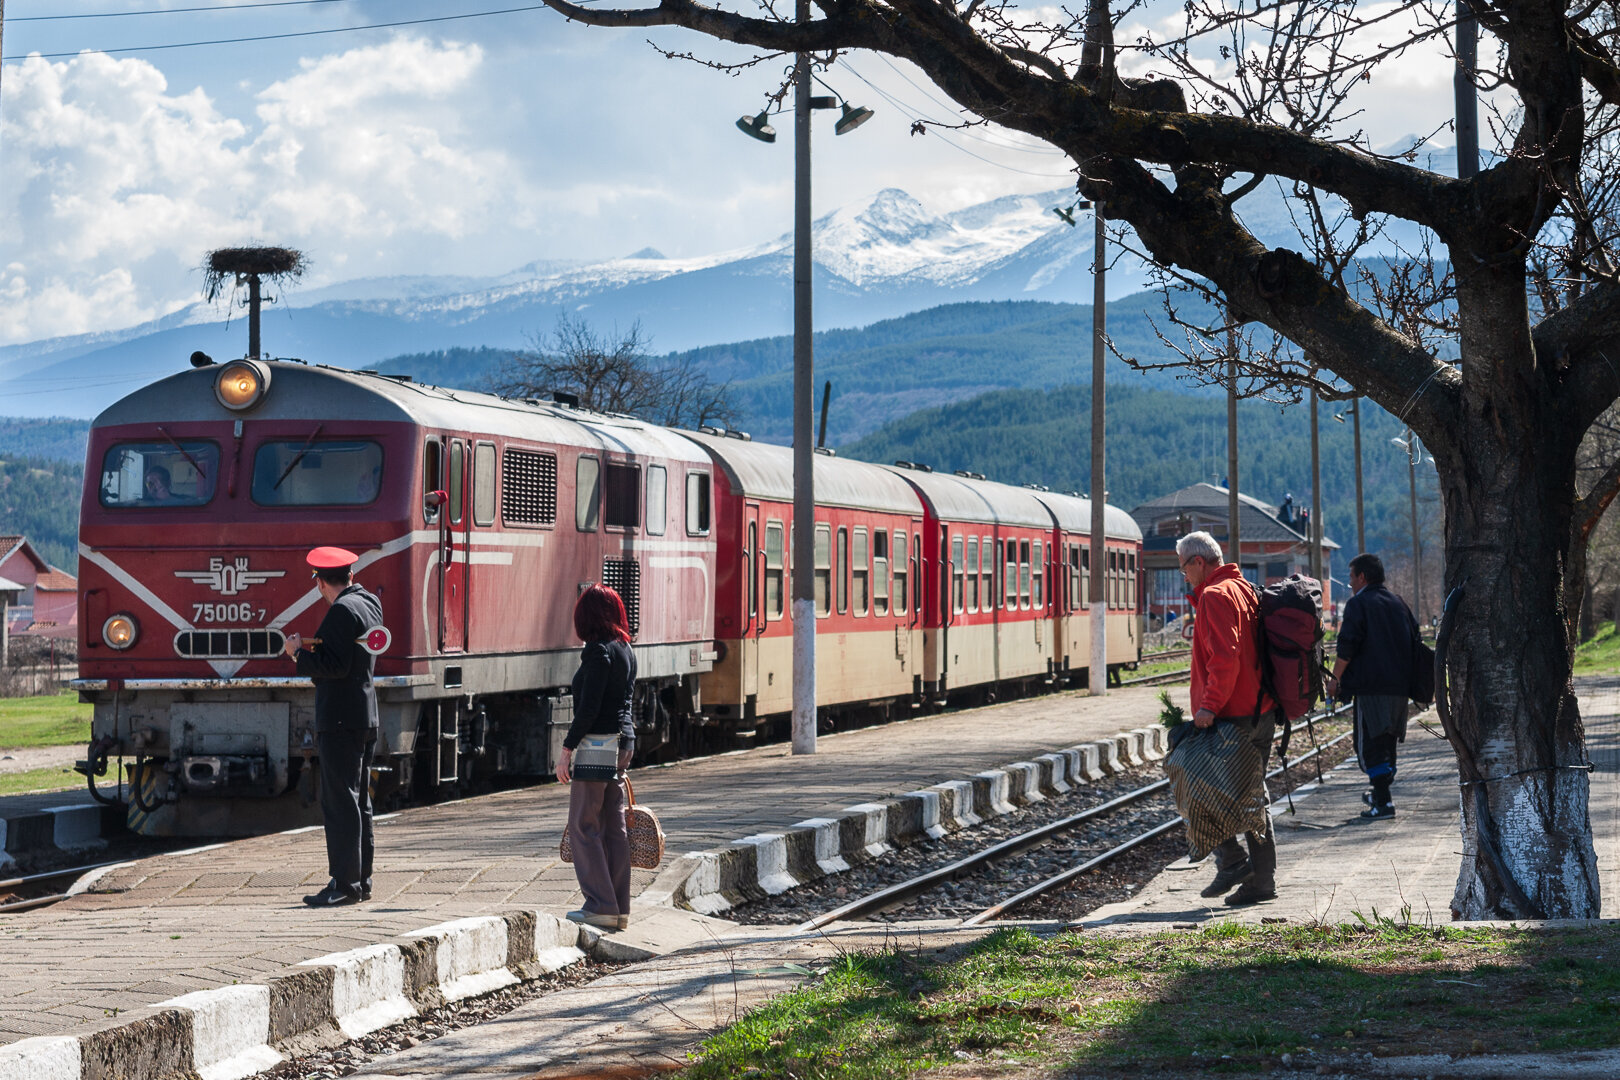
13;0;358;21
3;3;555;61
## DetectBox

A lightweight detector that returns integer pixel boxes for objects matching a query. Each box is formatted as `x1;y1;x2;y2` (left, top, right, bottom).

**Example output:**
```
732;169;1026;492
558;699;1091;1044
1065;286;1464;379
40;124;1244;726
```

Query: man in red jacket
1179;530;1279;906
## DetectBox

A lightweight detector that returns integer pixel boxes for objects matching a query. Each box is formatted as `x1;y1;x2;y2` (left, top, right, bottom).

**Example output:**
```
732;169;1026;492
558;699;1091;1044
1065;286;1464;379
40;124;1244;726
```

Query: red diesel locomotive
72;358;1142;836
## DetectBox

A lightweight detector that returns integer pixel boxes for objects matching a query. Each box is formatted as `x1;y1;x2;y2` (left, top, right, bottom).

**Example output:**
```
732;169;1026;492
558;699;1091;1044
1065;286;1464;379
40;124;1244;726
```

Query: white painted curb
0;1035;80;1080
159;985;281;1080
736;834;798;895
301;944;414;1039
404;916;518;1002
532;912;588;973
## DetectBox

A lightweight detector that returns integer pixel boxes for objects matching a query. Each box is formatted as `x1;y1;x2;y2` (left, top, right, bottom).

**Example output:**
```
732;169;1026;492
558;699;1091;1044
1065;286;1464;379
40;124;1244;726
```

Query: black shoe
1225;880;1277;906
1360;803;1395;820
360;887;372;902
1200;860;1252;898
303;883;360;907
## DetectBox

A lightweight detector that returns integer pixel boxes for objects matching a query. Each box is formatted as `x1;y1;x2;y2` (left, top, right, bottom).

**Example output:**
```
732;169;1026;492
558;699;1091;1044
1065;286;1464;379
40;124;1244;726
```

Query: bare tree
492;314;739;431
535;0;1620;919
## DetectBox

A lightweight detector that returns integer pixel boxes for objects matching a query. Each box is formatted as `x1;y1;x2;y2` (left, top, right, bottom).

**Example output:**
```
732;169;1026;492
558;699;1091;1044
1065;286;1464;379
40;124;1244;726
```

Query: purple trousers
569;778;631;917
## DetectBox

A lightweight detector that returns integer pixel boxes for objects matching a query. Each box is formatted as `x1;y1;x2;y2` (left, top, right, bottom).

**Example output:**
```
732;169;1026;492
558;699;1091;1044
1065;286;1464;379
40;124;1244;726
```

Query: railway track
1119;666;1191;687
0;859;126;914
799;706;1351;932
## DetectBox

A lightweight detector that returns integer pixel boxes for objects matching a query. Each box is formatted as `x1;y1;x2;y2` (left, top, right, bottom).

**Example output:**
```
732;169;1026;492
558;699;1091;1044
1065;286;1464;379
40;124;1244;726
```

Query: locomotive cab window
251;440;382;507
576;455;600;532
686;472;711;535
100;440;220;508
423;439;443;523
646;465;667;536
604;462;640;529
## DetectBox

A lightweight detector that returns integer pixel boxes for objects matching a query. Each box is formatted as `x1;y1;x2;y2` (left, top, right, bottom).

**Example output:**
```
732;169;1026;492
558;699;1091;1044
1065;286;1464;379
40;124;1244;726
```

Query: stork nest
203;247;309;301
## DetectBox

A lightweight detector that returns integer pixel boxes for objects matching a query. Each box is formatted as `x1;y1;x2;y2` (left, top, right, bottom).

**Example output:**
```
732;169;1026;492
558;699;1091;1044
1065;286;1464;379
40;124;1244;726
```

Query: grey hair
1176;530;1224;565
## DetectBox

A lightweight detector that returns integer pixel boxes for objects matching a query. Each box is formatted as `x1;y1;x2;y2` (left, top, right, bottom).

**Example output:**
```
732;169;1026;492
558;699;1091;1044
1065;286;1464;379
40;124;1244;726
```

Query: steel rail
964;724;1356;925
798;707;1349;932
0;859;129;893
1119;667;1191;687
0;893;69;914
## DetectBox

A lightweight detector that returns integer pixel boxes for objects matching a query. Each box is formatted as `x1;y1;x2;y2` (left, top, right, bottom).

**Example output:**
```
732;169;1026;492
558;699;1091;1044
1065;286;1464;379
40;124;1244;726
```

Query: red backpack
1252;574;1327;724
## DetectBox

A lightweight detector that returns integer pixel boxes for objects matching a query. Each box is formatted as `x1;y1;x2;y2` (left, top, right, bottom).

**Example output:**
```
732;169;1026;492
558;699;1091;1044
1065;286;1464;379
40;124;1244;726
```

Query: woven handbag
559;778;665;870
1164;720;1270;861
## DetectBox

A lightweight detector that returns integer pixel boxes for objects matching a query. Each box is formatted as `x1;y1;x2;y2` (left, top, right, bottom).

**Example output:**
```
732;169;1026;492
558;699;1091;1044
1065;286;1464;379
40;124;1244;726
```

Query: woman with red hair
557;583;637;930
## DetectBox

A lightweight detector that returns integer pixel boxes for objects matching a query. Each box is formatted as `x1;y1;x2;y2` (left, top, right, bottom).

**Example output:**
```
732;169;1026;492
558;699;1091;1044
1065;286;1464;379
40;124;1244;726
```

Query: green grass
1574;623;1620;674
0;691;90;750
0;765;83;796
681;923;1620;1078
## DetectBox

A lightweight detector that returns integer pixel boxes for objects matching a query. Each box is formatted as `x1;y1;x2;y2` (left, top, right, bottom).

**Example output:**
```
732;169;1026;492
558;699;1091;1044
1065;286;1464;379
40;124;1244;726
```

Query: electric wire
13;0;359;21
3;3;558;61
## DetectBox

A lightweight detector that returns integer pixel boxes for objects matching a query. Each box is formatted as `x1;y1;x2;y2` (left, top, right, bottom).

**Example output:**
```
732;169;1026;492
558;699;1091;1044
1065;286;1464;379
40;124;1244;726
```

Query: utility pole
1353;398;1365;554
1088;203;1108;695
790;6;817;754
1226;323;1240;572
1309;387;1324;583
1407;430;1424;625
1455;1;1479;180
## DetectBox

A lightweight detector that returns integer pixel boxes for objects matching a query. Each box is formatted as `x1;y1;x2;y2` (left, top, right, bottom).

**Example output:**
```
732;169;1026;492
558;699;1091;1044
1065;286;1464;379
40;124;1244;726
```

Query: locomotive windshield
251;439;383;506
99;441;220;508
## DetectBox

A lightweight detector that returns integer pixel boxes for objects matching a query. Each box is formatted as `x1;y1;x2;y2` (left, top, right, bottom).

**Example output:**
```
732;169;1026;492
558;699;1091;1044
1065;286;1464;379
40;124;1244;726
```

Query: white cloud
0;36;533;345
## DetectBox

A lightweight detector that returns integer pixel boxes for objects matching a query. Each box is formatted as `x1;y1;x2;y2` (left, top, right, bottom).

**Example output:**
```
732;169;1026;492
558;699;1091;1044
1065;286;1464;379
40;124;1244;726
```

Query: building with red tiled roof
0;536;77;640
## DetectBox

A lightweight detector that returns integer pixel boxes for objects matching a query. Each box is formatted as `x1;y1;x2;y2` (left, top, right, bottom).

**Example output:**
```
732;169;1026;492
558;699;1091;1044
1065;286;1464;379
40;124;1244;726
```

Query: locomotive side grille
503;448;557;525
174;629;286;659
601;558;641;636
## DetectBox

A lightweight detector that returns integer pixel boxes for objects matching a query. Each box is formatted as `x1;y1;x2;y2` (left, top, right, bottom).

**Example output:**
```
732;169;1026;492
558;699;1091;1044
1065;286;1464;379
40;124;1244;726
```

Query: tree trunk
1439;265;1600;920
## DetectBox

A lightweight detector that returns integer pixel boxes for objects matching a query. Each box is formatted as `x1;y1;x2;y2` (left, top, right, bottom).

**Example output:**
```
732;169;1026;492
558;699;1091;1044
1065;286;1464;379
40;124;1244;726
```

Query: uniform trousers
569;778;631;918
1212;711;1279;885
1354;694;1408;807
317;727;375;898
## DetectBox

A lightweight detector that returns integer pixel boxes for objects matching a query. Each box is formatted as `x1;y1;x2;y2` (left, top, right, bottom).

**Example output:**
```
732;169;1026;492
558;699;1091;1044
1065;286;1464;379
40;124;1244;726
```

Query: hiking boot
1200;860;1252;898
1360;803;1395;820
1224;879;1277;907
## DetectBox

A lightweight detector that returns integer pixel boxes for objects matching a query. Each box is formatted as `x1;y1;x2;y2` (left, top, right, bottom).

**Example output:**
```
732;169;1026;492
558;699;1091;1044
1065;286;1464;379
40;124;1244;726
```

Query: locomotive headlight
214;359;271;411
103;613;139;650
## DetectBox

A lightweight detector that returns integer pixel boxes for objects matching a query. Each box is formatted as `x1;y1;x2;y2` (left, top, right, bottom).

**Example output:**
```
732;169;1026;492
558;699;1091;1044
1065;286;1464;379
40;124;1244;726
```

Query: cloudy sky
0;0;1466;347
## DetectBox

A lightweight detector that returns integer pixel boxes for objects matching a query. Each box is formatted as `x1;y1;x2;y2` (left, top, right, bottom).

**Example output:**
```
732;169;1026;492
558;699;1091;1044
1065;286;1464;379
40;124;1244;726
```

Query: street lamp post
736;41;871;755
1333;402;1366;555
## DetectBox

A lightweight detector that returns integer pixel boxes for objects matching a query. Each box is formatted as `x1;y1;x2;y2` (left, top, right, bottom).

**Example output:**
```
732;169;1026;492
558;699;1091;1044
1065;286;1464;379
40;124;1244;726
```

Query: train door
439;438;469;653
743;505;761;699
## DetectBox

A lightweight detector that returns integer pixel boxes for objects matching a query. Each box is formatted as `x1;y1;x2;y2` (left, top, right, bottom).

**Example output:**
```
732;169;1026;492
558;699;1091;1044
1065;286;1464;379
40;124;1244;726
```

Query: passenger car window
766;521;785;618
686;472;711;534
892;531;908;615
814;524;832;616
100;441;219;508
604;462;640;529
251;440;382;507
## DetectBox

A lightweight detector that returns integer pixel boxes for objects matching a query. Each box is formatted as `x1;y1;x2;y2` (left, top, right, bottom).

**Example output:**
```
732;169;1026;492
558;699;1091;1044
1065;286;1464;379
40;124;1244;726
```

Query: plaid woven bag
1164;721;1270;861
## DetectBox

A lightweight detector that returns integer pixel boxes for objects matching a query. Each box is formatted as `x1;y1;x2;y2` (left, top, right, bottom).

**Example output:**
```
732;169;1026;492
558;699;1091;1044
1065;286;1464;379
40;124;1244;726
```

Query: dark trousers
569;778;631;917
318;727;375;898
1213;711;1278;887
1354;694;1407;806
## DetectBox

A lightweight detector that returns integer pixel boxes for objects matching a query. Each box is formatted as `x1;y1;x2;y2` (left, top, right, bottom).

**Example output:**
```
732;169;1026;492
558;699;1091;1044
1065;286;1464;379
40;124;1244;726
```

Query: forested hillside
842;382;1443;585
0;418;90;464
0;455;83;570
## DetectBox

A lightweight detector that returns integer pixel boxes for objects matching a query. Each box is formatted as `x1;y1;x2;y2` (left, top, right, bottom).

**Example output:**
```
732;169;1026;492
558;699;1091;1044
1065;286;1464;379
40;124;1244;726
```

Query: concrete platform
0;684;1177;1063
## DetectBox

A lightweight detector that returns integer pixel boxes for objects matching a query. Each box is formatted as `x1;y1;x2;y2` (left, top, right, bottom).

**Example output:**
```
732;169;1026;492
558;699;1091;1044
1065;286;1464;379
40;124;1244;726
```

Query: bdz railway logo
175;556;286;596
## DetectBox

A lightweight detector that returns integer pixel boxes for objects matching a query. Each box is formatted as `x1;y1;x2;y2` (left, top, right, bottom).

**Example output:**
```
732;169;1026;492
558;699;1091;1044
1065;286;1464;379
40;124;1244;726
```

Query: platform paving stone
1084;675;1620;929
0;685;1177;1044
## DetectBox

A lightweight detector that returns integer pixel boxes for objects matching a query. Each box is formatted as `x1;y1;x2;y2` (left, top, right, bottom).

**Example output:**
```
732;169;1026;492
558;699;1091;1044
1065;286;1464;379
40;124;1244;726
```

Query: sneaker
1360;803;1395;820
303;883;360;907
1224;880;1277;907
565;909;621;930
360;886;373;902
1200;860;1251;898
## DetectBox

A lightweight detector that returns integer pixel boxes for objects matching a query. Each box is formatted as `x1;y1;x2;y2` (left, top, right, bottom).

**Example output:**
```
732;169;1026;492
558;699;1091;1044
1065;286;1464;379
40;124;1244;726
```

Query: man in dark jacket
1327;553;1417;820
283;546;384;906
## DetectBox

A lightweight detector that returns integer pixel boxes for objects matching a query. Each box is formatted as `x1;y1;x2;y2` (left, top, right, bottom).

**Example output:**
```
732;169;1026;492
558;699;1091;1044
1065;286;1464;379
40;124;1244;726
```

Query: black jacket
565;638;636;750
1337;582;1418;697
296;584;383;732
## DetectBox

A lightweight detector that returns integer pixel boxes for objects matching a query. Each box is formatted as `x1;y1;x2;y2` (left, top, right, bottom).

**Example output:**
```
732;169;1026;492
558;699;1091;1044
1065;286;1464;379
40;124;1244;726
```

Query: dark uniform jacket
296;584;384;732
564;638;637;751
1337;582;1418;697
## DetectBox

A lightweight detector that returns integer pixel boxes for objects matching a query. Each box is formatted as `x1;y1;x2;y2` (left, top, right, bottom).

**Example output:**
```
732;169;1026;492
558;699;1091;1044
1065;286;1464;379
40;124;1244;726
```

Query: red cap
306;546;359;570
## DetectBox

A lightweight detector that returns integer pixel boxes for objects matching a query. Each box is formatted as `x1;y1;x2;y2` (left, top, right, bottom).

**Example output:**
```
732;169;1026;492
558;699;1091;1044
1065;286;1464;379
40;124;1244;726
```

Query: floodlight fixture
834;102;874;135
736;110;777;143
